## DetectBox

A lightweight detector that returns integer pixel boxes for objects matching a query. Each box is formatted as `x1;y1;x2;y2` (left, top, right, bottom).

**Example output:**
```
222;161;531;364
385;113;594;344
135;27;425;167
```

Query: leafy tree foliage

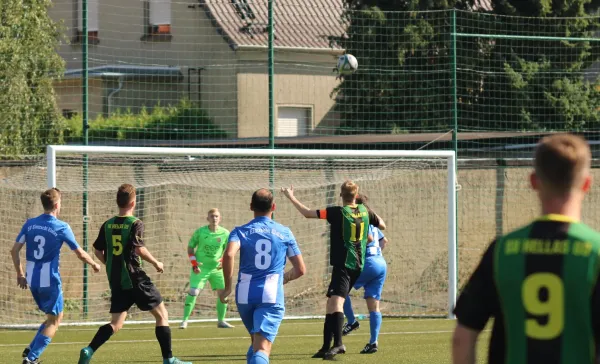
0;0;65;155
331;0;600;133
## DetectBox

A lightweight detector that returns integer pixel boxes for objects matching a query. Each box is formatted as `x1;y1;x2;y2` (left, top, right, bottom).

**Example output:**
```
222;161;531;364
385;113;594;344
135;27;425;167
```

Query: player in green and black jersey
283;181;386;360
78;184;191;364
453;134;600;364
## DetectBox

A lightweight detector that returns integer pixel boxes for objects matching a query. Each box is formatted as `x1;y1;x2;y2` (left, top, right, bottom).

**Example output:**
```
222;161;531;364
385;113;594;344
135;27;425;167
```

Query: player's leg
236;303;256;363
343;273;368;336
139;280;190;364
23;288;46;359
209;269;234;328
323;268;360;360
360;258;387;354
78;289;133;364
313;267;347;358
24;287;64;363
181;269;207;329
248;304;284;364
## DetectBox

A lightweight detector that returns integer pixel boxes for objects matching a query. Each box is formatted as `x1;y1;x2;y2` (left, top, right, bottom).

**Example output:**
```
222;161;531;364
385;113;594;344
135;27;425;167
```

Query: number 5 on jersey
112;236;123;256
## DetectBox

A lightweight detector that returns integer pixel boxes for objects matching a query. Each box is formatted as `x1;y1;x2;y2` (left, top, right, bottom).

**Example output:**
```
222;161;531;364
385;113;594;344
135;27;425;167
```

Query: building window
277;107;312;137
141;0;172;41
74;0;100;45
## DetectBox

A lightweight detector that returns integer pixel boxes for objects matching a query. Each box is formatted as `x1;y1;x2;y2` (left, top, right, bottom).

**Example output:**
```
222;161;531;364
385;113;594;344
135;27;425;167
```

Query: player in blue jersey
342;194;389;354
219;189;306;364
10;188;100;364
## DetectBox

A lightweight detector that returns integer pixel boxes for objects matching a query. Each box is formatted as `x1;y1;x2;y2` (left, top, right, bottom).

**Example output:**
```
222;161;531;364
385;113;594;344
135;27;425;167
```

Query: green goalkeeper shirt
188;225;230;269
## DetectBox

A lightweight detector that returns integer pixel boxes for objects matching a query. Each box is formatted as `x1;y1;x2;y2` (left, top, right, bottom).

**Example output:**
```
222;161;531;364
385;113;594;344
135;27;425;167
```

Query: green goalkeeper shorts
189;268;225;291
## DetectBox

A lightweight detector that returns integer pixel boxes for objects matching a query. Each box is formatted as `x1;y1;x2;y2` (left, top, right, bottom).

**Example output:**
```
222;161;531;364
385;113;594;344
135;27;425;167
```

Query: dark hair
41;188;61;211
535;134;591;196
117;184;136;208
251;189;273;213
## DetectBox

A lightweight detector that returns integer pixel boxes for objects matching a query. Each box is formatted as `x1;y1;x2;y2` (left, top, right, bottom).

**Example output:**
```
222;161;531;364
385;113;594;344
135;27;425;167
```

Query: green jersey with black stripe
93;215;146;291
454;214;600;364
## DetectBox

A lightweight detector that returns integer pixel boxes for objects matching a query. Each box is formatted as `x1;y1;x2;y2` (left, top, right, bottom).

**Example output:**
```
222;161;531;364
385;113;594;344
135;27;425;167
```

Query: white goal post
45;145;458;320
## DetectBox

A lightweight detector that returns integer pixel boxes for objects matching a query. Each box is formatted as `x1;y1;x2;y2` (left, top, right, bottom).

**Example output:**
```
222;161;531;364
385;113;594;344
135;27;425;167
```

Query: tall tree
0;0;65;155
331;0;600;134
468;0;600;131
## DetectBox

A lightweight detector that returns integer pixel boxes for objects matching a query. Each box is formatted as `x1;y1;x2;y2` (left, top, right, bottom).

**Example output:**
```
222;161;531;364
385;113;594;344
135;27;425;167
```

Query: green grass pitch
0;318;490;363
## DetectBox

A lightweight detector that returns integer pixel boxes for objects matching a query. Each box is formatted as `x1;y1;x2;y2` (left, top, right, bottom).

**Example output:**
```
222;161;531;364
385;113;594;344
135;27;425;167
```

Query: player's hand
154;261;164;273
281;185;294;199
92;263;101;273
16;276;27;289
216;257;223;270
193;265;201;274
219;288;231;304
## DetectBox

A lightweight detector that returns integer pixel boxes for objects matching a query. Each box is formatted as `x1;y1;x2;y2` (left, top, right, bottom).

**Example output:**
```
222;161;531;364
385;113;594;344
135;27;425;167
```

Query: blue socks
27;332;51;361
249;351;269;364
246;345;254;362
343;296;356;324
28;323;46;350
369;311;382;344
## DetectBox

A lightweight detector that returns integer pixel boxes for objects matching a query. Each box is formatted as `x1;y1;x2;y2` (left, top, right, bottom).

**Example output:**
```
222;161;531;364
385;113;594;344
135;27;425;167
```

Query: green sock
216;298;227;322
183;294;197;321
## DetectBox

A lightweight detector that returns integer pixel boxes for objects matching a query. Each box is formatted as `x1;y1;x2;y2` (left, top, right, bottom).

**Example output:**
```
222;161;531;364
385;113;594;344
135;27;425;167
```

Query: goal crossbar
46;145;458;319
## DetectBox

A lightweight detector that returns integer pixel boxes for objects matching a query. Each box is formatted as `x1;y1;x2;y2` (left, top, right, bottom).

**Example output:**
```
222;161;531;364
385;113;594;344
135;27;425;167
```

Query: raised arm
10;242;27;289
281;186;319;218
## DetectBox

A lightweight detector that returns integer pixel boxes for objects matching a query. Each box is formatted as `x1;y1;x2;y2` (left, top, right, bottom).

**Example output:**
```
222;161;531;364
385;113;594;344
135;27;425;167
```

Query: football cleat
360;342;378;354
217;321;234;328
78;346;94;364
179;321;188;329
323;345;346;360
342;321;360;336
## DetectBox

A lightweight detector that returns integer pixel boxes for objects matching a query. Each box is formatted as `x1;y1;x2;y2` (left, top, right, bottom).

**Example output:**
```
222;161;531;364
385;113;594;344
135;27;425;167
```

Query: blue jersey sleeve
62;224;81;250
228;227;240;244
16;222;27;244
286;229;301;257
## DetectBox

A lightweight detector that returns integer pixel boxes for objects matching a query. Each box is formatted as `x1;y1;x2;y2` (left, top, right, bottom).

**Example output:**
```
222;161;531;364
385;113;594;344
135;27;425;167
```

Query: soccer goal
0;145;457;327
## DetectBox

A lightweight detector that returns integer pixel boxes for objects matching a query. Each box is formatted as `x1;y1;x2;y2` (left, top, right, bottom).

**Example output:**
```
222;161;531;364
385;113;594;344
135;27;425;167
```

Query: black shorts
109;277;163;313
327;266;361;298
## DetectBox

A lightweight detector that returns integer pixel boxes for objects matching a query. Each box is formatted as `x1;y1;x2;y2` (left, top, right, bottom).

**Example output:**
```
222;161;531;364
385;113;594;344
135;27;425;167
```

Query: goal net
0;146;456;326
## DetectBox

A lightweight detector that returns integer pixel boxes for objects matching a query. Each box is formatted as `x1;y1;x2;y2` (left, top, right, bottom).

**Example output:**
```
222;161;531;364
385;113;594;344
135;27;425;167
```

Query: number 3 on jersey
255;239;272;269
522;273;564;340
33;235;45;259
112;236;123;256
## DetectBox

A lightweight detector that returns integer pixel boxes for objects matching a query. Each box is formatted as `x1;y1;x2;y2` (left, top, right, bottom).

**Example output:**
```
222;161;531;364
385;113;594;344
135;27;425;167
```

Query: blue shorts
237;303;285;343
30;286;63;316
354;256;387;300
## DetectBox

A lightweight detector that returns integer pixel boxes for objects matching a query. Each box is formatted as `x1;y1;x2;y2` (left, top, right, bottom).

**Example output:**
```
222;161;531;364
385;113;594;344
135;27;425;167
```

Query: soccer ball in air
335;54;358;78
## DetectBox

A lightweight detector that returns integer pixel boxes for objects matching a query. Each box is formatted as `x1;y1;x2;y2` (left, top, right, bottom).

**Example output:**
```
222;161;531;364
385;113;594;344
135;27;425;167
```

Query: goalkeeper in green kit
180;208;234;329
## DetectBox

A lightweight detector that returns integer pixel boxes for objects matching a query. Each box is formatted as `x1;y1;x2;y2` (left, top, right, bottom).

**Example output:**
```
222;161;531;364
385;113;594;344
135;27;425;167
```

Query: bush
65;99;228;142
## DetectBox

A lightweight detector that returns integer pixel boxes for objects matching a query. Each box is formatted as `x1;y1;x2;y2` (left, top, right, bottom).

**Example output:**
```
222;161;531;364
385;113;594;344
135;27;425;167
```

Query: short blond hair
207;208;220;215
41;188;61;211
340;180;359;203
535;134;591;196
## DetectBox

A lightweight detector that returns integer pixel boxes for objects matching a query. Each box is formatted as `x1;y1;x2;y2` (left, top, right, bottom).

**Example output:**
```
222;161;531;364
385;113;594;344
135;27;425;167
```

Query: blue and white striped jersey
16;214;80;288
229;216;301;305
366;225;385;257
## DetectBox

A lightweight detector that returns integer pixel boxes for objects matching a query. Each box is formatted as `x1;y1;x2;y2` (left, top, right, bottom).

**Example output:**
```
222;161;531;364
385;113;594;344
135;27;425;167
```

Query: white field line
0;329;475;348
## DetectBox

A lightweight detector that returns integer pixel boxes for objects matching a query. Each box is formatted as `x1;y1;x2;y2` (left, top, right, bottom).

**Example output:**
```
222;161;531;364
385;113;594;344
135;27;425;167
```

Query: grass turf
0;318;490;363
